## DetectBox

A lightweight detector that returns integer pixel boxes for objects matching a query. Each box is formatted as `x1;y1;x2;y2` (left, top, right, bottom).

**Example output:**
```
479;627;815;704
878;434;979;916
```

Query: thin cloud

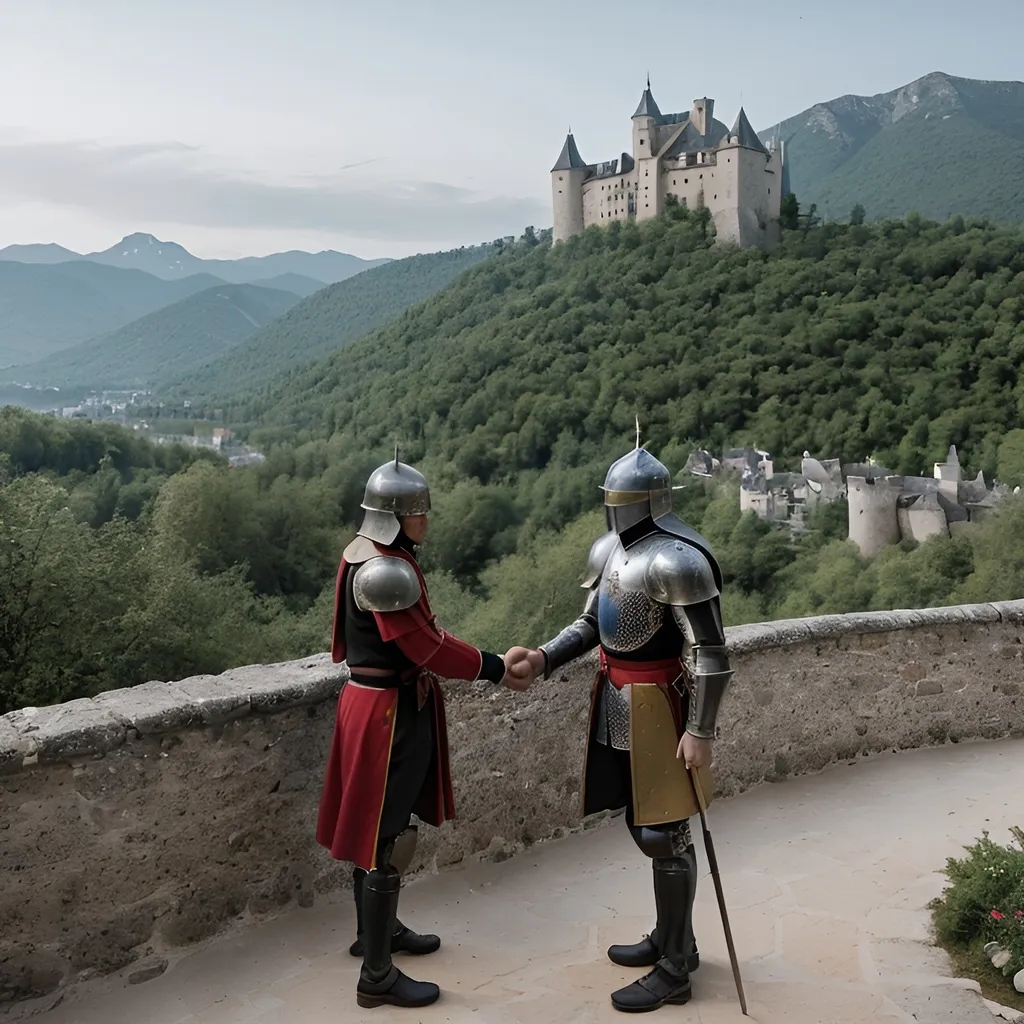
0;136;547;242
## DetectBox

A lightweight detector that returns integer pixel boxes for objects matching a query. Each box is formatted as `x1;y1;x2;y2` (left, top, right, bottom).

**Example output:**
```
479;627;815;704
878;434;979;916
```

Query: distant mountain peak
100;232;196;263
116;231;186;248
759;71;1024;225
2;232;393;285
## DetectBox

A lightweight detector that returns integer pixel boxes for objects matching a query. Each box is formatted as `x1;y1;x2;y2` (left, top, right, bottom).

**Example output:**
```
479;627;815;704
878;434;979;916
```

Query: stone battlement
3;602;1024;1008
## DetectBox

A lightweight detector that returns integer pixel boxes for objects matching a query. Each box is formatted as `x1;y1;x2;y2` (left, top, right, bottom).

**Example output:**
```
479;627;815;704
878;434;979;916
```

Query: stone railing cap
2;602;1022;770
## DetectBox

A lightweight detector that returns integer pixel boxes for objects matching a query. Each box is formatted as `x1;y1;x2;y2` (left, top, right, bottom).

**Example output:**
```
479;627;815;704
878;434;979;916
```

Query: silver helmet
357;455;431;545
600;447;673;534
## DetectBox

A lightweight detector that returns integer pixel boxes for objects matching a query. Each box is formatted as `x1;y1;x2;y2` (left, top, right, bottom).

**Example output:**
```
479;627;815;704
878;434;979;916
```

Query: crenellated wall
2;603;1024;1008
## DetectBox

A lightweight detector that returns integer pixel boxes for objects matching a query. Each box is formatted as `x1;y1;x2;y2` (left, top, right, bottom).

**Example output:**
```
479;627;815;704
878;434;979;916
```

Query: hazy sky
0;0;1020;260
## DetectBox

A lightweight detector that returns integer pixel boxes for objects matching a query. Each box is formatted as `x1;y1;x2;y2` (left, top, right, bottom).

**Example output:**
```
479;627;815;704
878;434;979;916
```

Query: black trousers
376;683;436;850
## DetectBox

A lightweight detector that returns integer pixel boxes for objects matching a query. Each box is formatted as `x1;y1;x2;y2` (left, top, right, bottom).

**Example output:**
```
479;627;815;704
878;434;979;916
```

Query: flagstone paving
26;738;1023;1024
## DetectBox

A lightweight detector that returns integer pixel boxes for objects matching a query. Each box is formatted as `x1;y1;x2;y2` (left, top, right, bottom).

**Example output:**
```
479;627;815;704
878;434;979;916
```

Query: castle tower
712;106;777;247
848;476;902;556
631;77;662;158
551;132;588;243
632;78;662;221
689;97;714;136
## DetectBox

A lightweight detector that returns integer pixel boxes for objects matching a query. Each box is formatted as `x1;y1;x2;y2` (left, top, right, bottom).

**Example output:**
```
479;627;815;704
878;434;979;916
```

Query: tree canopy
4;208;1024;710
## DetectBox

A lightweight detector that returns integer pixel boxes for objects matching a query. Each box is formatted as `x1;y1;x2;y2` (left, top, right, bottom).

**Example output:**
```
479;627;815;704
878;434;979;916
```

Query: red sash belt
599;650;682;689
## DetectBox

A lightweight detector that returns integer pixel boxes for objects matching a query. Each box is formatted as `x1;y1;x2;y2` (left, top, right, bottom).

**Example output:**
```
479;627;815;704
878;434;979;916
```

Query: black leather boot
349;868;441;958
610;853;696;1013
355;867;440;1009
608;860;699;971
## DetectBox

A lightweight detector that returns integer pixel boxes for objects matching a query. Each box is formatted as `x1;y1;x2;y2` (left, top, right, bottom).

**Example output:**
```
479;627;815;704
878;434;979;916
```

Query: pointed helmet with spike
357;445;431;545
600;423;674;534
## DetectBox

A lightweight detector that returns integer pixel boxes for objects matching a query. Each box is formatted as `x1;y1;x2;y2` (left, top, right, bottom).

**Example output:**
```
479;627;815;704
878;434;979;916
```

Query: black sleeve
479;651;507;683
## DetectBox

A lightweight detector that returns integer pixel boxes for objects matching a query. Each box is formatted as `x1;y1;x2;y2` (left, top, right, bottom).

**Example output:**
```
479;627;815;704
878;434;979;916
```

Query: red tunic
316;542;492;871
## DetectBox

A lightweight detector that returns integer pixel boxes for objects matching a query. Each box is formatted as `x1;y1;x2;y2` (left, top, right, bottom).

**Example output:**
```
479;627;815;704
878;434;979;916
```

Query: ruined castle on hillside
688;445;1012;555
551;80;786;248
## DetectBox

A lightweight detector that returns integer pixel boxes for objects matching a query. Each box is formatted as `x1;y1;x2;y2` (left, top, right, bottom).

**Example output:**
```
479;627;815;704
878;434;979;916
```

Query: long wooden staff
688;766;748;1016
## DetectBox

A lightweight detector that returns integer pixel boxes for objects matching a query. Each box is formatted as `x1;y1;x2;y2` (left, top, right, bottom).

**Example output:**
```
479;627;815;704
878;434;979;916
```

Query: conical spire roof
729;107;768;154
551;132;588;172
632;76;662;120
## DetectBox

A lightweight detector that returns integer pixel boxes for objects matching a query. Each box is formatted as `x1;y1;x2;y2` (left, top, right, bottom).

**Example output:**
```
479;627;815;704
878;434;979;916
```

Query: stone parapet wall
2;602;1024;1008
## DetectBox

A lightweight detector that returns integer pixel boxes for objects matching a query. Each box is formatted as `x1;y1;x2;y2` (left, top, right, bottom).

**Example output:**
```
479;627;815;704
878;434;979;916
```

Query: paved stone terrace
24;737;1023;1024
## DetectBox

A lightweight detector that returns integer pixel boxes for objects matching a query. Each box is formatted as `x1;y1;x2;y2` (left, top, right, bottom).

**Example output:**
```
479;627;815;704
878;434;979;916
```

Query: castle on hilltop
551;80;786;248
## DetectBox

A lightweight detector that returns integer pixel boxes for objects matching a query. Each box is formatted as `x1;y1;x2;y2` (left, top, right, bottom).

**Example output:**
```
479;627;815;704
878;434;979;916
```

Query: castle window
558;189;563;194
768;188;771;194
673;179;676;185
559;176;563;181
640;139;645;146
684;177;688;183
714;194;717;200
645;202;649;207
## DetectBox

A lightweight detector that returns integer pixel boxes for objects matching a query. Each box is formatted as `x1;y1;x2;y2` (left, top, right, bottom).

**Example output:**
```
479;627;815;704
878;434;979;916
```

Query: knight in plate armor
508;445;734;1013
316;454;529;1010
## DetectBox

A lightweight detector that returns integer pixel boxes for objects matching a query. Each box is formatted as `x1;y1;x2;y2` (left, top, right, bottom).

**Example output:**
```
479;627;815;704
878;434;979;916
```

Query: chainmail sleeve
537;587;599;679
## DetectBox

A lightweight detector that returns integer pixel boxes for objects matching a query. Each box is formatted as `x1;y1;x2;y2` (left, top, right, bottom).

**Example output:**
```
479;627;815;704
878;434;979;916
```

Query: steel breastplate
597;540;665;652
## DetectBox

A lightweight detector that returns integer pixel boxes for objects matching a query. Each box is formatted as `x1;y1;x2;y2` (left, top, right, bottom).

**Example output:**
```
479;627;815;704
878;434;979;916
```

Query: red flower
1015;910;1024;920
991;910;1005;920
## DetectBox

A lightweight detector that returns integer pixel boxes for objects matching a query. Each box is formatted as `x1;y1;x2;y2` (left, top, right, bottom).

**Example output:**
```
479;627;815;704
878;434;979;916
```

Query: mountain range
0;232;390;285
761;72;1024;222
1;244;495;393
0;260;224;366
11;284;303;390
1;70;1022;401
166;244;496;399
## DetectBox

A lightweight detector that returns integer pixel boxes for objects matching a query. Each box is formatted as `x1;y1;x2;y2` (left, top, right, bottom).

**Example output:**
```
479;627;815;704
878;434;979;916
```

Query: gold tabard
628;683;714;826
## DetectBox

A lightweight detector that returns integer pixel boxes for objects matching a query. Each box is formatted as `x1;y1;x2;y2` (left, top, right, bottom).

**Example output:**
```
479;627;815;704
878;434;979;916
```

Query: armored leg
355;835;440;1010
350;826;441;958
609;821;697;1013
608;820;699;975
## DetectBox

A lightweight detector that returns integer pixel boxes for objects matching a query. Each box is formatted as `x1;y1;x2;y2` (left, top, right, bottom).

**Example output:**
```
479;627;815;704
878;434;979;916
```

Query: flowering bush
932;827;1024;977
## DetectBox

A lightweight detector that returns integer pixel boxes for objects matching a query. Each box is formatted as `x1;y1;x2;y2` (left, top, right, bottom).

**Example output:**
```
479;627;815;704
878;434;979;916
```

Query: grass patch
934;935;1024;1013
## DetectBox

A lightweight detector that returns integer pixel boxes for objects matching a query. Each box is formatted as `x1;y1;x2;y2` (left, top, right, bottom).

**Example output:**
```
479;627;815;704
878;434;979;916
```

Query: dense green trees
233;211;1024;489
200;208;1024;580
5;209;1024;710
0;409;330;713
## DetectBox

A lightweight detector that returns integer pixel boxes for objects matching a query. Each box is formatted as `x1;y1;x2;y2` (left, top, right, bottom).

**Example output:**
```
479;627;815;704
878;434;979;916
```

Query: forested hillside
10;283;303;389
5;209;1024;711
229;207;1024;503
0;261;224;367
168;243;496;399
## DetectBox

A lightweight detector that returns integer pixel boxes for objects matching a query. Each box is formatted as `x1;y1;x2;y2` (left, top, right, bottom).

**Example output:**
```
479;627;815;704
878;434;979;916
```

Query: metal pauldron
538;617;599;678
352;556;422;612
685;644;734;739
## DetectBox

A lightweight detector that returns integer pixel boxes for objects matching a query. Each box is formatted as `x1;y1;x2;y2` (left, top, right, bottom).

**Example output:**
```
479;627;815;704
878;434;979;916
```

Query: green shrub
932;827;1024;977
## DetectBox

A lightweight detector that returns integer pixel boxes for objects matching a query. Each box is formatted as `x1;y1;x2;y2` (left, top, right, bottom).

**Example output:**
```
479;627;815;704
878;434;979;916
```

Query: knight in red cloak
316;455;520;1010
